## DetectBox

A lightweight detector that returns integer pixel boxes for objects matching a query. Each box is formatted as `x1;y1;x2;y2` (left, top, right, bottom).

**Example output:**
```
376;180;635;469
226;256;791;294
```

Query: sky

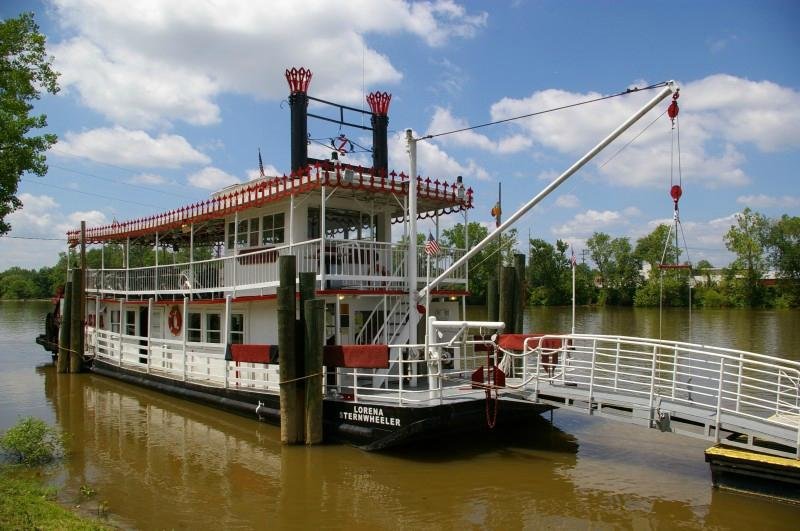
1;0;799;270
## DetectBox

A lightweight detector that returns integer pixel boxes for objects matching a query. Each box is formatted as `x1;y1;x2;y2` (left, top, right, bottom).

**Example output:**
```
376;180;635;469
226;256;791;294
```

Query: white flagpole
424;252;431;358
571;250;576;335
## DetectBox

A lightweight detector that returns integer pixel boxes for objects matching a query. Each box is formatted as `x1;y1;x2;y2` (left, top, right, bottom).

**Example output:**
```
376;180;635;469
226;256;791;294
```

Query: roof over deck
66;164;474;246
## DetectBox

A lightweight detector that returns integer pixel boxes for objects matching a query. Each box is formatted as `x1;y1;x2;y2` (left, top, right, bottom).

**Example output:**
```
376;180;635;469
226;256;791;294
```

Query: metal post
125;236;130;300
320;184;327;289
735;352;744;413
289;193;294;251
463;208;468;320
648;344;658;428
406;129;418;345
154;232;159;301
224;294;231;389
100;243;104;295
189;223;194;301
232;211;238;298
147;298;152;374
613;341;621;391
587;339;597;414
715;358;726;443
571;257;576;335
671;344;678;399
335;296;341;344
419;82;678;300
383;296;388;344
182;296;188;382
118;299;123;366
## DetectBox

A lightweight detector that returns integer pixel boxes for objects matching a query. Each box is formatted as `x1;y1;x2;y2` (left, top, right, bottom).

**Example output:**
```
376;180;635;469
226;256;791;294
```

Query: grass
0;467;110;530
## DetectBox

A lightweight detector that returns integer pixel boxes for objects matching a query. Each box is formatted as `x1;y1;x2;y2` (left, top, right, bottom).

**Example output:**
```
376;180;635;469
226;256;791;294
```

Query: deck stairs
500;333;800;459
353;295;413;389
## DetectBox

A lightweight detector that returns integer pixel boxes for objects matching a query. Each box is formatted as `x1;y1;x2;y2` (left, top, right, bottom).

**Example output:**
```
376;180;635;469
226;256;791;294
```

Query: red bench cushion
497;334;564;351
229;344;278;364
323;345;389;369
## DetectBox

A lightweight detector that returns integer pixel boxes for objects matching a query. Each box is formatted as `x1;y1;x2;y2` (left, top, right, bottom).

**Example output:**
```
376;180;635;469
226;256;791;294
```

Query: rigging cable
419;81;670;141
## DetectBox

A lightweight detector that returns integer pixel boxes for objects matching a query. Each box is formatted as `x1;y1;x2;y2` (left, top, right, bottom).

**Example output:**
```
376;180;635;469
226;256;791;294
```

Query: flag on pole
490;201;502;228
425;232;441;256
571;247;577;268
258;148;265;177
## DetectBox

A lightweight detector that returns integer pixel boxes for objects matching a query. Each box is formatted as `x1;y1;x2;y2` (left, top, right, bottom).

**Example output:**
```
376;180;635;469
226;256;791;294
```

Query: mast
419;81;678;299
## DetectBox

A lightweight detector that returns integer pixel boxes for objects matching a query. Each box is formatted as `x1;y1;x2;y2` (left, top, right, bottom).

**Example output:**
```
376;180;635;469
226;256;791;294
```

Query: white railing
86;238;467;298
416;244;467;286
504;333;800;458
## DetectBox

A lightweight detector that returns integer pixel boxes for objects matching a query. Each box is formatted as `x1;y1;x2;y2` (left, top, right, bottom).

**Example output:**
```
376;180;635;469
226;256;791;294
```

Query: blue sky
2;0;799;269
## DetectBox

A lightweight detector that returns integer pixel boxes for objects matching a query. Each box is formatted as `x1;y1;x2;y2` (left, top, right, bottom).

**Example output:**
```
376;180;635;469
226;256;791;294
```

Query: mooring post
298;271;315;436
487;278;499;322
57;279;72;373
278;255;301;444
499;265;516;334
69;268;84;373
304;299;324;444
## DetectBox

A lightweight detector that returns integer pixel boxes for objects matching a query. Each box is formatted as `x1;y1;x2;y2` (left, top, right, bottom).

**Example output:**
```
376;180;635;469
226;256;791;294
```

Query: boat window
206;313;221;343
125;310;136;336
308;208;376;240
227;222;235;249
110;310;120;333
262;213;285;245
237;220;249;248
248;218;260;247
230;313;244;344
188;312;202;342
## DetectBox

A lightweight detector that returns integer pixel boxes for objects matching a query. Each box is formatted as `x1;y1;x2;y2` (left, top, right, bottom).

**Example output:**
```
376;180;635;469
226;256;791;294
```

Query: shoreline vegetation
1;209;797;309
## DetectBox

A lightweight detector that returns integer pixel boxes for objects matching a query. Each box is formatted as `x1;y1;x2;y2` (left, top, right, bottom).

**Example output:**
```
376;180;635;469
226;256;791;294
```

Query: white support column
189;223;194;301
146;298;153;374
462;208;468;320
154;232;159;301
100;243;105;296
335;296;341;344
289;193;294;251
232;211;239;298
406;129;418;345
118;299;124;366
182;296;189;382
224;294;231;389
320;184;327;289
125;236;130;300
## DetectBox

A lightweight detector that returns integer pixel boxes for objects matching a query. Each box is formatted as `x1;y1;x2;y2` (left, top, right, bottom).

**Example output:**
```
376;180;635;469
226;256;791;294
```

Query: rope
419;82;670;141
279;372;323;385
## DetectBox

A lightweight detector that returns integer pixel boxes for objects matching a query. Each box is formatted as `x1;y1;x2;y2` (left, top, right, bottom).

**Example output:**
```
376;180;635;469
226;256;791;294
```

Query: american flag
570;247;577;268
425;233;441;256
258;148;265;177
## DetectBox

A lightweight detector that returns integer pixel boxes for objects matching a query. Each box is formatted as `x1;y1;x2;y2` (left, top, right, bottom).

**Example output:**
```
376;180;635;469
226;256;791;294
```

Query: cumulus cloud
129;173;168;185
552;209;627;237
51;0;486;128
554;194;580;208
426;107;532;154
187;167;240;190
388;130;491;182
53;127;210;168
0;194;109;268
736;194;800;209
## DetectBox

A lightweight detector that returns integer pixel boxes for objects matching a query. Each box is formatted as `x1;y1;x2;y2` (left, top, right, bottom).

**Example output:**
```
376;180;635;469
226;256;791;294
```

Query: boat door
138;306;148;363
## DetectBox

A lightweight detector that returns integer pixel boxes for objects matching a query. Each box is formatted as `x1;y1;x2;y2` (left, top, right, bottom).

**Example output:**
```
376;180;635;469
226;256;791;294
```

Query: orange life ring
168;306;182;336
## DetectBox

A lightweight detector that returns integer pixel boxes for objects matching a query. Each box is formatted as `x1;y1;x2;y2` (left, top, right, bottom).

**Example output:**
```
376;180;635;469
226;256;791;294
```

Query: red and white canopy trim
67;164;473;246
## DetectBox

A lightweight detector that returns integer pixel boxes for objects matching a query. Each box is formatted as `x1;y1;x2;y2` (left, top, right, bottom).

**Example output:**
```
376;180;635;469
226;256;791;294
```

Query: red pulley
667;90;680;123
670;184;682;204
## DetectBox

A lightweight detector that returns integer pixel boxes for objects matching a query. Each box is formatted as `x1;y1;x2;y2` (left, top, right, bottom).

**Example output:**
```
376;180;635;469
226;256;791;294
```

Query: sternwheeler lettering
340;406;400;427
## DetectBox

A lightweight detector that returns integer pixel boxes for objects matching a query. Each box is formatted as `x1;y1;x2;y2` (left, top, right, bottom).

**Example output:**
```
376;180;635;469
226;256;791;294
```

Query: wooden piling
297;272;315;438
69;268;84;373
487;278;499;321
499;265;516;334
514;253;526;333
304;299;324;444
57;279;72;373
277;256;301;444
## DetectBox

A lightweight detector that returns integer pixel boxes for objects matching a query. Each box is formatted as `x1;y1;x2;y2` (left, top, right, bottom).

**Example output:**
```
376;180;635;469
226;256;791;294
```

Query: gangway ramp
499;334;800;460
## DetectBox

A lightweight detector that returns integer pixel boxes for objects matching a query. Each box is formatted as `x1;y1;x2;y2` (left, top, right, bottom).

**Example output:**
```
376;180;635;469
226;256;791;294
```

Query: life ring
168;306;182;336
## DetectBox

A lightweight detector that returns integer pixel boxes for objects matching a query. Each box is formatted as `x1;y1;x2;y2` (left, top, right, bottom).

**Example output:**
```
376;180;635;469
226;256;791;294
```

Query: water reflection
4;302;800;528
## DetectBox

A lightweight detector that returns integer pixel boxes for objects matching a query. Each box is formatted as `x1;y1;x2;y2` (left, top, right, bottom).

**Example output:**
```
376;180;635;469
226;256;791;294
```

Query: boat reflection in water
38;358;797;530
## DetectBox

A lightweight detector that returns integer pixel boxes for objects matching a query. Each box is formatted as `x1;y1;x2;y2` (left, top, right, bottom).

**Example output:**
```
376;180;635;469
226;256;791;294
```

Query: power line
419;82;669;141
23;179;164;209
49;164;191;200
1;235;66;241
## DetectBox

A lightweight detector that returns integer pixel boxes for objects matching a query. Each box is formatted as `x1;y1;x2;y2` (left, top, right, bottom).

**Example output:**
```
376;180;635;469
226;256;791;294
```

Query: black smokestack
286;67;313;173
367;92;391;177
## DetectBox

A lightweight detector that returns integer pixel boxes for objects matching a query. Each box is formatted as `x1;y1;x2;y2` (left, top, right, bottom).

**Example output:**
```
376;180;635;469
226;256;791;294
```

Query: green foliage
0;12;60;234
441;223;516;304
0;470;108;530
0;417;65;466
724;207;770;307
587;232;641;305
634;224;680;273
634;270;689;307
767;214;800;305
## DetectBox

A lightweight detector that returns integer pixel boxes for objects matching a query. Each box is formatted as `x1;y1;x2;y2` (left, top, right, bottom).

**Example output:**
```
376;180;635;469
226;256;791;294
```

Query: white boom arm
418;81;678;299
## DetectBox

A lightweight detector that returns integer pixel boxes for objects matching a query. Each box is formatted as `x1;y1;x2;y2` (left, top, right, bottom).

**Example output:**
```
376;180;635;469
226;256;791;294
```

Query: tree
724;207;770;307
0;12;60;234
527;238;570;305
634;224;680;275
767;214;800;305
587;232;641;305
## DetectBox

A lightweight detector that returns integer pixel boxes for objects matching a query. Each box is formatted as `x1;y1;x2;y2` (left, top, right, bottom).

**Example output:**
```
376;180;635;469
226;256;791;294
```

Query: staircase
353;295;414;389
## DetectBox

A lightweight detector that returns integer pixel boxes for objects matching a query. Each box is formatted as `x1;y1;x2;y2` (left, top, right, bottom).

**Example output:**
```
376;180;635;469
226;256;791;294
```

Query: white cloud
554;194;580;208
0;194;110;268
736;194;800;209
53;127;210;168
187;167;240;190
51;0;486;127
388;130;491;182
552;209;625;237
426;107;532;154
129;173;167;185
246;165;282;181
481;74;800;189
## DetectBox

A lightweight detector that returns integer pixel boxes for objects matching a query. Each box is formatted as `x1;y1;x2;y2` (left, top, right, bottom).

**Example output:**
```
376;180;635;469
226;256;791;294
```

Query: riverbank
0;466;108;530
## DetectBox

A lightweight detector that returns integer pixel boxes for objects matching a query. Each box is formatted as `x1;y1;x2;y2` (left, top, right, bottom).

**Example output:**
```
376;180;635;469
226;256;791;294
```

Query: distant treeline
1;208;797;308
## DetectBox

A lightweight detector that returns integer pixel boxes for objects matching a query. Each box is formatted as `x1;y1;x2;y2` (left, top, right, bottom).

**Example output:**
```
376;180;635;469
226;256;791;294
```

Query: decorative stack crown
286;67;313;94
367;91;392;116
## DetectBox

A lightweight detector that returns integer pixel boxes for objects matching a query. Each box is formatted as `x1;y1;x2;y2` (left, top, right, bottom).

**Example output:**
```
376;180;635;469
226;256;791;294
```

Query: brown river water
1;300;798;529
